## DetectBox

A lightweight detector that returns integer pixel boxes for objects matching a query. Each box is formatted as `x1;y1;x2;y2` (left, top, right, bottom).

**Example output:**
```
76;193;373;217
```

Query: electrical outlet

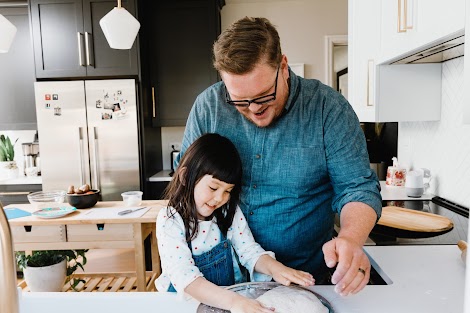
169;142;181;151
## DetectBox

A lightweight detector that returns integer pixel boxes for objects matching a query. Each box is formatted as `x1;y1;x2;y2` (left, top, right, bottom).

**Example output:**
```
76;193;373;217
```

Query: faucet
0;203;20;313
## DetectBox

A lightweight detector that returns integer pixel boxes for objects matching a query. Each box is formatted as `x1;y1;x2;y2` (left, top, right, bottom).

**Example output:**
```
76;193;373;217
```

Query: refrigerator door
85;79;140;201
34;81;91;191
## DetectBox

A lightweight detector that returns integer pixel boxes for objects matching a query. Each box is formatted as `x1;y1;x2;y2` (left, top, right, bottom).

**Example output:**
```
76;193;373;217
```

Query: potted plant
0;134;19;179
16;249;88;292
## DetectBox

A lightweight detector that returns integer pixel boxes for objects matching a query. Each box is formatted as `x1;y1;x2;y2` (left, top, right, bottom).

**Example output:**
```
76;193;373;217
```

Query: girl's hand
230;295;275;313
270;263;315;287
255;255;315;287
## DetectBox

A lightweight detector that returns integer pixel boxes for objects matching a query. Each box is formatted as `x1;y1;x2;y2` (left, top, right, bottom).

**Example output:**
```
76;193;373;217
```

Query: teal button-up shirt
176;70;382;278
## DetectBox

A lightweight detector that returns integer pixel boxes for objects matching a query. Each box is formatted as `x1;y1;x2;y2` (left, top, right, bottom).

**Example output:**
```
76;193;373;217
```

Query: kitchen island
18;245;465;313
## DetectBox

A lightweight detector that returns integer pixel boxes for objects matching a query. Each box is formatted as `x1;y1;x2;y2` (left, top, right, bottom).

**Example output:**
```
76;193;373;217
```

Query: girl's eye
225;190;232;194
209;187;217;191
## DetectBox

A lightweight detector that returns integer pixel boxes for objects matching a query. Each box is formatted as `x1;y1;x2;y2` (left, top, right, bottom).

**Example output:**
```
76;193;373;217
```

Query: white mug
405;168;432;197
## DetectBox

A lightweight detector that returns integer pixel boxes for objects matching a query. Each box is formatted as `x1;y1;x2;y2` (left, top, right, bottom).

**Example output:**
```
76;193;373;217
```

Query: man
176;17;382;296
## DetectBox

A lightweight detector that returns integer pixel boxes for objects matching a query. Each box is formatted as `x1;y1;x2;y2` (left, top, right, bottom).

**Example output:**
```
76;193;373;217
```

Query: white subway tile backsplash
398;57;470;207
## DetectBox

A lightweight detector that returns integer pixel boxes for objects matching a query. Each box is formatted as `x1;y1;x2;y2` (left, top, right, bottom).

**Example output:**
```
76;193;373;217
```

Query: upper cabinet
138;0;223;127
348;0;381;122
349;0;465;122
464;0;470;124
0;6;37;130
380;0;465;63
30;0;139;79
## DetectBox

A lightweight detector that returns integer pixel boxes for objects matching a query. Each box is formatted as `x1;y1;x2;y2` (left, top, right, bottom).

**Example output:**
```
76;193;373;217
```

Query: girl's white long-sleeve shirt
155;206;275;293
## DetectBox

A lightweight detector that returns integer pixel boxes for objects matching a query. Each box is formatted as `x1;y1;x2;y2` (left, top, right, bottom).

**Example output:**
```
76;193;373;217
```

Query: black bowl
66;189;100;209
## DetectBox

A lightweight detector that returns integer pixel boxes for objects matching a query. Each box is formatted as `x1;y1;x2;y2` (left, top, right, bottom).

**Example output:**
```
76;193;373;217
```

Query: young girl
156;133;314;313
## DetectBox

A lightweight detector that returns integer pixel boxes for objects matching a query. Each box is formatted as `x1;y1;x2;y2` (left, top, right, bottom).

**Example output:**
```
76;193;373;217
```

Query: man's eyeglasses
225;66;280;107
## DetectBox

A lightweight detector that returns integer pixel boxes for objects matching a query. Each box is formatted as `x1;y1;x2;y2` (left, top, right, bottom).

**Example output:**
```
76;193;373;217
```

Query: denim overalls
167;230;235;292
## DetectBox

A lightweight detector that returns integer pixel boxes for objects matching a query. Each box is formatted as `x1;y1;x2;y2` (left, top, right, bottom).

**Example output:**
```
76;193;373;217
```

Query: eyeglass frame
224;66;280;107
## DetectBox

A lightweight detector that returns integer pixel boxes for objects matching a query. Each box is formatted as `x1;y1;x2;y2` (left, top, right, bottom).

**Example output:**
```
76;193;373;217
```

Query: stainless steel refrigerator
34;79;140;200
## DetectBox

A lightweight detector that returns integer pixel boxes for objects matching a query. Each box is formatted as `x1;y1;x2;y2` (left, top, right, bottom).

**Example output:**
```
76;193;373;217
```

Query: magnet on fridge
54;107;61;116
45;103;51;109
96;100;102;108
53;94;58;100
117;90;122;95
45;94;51;100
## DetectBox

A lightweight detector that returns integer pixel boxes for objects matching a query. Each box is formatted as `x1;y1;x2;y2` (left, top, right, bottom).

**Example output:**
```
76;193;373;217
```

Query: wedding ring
358;268;366;275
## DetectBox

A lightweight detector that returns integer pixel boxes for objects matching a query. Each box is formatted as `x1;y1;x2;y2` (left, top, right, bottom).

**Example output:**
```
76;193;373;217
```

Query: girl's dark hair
163;133;242;242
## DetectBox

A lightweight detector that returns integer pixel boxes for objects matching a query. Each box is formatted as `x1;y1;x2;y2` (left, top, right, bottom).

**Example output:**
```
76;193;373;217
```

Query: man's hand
322;237;370;296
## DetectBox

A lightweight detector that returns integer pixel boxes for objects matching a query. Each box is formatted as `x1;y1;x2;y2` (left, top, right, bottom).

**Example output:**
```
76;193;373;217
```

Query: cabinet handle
92;127;101;191
78;127;86;186
85;32;93;67
398;0;413;33
367;59;374;107
151;87;156;118
77;32;85;66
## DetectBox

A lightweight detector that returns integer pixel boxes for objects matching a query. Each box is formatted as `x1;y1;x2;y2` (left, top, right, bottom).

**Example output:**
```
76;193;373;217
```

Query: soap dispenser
385;157;407;187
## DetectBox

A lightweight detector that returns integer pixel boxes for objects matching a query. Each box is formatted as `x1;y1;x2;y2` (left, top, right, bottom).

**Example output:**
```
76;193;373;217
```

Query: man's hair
213;17;282;74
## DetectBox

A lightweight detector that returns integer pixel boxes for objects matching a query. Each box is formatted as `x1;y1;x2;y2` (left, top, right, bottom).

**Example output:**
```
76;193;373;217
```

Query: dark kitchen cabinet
139;0;223;127
29;0;139;79
0;6;37;130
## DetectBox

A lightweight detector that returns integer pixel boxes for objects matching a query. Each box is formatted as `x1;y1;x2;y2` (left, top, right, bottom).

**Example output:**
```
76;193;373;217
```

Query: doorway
325;35;348;98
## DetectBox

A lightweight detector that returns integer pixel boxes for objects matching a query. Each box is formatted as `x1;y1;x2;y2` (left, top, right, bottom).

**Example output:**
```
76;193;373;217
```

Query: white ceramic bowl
121;191;143;206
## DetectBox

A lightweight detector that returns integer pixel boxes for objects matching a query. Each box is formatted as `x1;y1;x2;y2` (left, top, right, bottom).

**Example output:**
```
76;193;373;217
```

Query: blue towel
4;208;32;220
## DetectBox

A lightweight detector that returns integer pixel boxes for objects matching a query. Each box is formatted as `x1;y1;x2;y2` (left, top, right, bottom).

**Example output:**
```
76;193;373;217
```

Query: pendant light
0;13;17;53
99;0;140;50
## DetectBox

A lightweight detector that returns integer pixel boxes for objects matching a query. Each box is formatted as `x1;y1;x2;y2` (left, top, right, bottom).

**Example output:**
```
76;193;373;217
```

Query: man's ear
177;167;187;186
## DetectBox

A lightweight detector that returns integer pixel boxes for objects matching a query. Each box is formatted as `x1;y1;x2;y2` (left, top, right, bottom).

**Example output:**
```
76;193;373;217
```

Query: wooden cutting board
377;206;454;233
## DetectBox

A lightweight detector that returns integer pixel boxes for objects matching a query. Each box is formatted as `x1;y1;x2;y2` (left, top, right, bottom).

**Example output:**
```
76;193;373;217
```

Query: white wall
398;57;470;207
222;0;348;81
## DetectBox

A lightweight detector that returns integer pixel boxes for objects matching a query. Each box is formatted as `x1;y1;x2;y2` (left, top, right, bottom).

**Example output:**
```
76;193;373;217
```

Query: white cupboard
380;0;465;63
348;0;381;122
464;0;470;124
349;0;465;122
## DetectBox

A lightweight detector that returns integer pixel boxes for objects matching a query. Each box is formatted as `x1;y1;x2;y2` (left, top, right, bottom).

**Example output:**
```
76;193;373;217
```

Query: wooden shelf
18;271;157;292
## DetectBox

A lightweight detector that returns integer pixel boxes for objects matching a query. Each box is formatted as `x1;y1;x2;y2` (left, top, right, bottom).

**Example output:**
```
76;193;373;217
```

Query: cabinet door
348;0;381;122
380;0;465;63
0;7;37;130
463;0;470;124
144;0;221;127
82;0;139;77
30;0;87;78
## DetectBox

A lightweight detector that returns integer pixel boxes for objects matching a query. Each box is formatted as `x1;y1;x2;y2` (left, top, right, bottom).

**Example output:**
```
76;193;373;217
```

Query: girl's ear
177;167;187;186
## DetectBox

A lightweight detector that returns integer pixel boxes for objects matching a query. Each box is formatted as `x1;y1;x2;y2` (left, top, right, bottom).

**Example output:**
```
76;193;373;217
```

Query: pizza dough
256;286;328;313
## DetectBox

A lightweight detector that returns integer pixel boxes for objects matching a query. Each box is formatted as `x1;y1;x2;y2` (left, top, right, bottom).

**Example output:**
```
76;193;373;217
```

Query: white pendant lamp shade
0;14;17;53
100;7;140;50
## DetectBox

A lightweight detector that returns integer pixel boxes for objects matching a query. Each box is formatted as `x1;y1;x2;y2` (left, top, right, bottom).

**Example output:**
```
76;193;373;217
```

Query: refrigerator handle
78;127;86;186
77;32;85;66
151;87;156;118
92;127;100;191
84;32;94;67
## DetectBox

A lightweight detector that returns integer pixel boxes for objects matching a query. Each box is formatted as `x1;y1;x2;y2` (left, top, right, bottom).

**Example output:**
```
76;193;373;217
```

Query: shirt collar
283;67;301;113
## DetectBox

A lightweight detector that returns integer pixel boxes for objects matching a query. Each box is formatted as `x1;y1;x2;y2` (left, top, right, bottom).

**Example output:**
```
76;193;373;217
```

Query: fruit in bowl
28;190;66;209
66;184;100;209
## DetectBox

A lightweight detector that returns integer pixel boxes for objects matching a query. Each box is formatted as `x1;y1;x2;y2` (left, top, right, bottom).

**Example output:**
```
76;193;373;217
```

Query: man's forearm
337;202;378;246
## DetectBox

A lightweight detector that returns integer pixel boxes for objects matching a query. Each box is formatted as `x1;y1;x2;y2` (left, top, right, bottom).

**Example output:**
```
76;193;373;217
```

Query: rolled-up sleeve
322;91;382;221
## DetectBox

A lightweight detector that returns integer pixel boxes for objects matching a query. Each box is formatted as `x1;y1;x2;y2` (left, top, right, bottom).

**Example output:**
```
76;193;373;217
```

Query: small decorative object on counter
386;157;407;187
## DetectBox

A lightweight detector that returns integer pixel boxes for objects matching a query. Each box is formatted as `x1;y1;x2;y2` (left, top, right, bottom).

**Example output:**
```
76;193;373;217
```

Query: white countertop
0;175;42;185
148;170;173;182
380;181;433;201
19;245;465;313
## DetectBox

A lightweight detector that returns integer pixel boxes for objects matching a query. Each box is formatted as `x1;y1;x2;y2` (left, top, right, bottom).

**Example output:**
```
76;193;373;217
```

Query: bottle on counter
385;157;406;187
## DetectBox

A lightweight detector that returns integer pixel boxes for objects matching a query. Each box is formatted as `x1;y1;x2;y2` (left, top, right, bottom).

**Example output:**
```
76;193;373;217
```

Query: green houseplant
17;249;88;291
0;134;19;179
0;134;18;162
